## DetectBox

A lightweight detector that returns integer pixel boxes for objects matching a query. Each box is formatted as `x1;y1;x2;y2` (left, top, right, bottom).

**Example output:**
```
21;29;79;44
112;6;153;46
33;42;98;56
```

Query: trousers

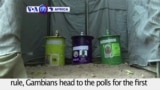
0;53;27;78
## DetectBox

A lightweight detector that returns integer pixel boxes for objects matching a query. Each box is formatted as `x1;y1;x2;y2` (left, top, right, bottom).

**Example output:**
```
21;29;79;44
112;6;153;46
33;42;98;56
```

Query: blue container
71;36;93;64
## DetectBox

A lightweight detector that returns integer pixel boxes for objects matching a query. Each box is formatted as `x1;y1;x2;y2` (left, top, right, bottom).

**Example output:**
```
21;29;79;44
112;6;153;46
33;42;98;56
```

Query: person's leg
0;0;27;78
0;53;27;78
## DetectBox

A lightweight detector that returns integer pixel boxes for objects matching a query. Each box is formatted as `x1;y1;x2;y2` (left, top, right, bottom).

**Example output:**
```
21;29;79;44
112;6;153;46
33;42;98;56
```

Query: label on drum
73;46;89;63
103;44;112;58
100;39;116;44
103;43;120;58
45;54;60;66
73;46;88;51
47;40;62;45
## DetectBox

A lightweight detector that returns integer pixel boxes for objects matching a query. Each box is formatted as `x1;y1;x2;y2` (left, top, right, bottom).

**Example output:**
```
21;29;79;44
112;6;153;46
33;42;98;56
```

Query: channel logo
26;4;70;14
39;4;48;14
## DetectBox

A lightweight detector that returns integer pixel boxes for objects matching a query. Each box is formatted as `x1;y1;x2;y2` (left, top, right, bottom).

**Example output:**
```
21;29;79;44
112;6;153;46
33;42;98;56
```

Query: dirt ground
26;63;156;78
